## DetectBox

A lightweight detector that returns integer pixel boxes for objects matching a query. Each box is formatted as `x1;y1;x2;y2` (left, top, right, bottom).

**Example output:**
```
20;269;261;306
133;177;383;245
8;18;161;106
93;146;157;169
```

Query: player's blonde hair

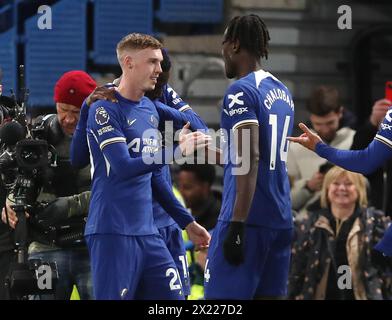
116;33;162;68
320;166;368;208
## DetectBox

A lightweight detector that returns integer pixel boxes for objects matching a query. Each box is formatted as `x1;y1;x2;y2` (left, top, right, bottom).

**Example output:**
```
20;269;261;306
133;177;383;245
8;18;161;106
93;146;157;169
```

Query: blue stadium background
0;0;223;108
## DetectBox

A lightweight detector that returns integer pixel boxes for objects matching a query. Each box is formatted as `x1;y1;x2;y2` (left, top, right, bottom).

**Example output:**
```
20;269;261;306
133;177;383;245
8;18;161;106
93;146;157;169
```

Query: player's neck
117;76;144;102
236;58;262;79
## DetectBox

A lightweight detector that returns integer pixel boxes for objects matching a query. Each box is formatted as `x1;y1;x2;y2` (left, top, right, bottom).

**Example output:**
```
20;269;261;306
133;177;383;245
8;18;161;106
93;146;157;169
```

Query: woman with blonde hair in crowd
289;166;392;300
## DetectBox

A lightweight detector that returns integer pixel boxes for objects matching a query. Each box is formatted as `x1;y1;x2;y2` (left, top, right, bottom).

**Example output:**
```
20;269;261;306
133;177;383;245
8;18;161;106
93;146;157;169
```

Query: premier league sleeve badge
95;106;110;126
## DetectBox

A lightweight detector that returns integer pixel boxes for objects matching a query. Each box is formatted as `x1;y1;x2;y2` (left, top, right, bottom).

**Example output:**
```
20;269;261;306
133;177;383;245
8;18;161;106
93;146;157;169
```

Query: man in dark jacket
177;164;220;231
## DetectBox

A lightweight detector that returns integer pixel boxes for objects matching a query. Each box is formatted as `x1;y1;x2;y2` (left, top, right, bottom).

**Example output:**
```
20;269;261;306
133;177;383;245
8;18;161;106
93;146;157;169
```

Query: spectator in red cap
54;70;96;135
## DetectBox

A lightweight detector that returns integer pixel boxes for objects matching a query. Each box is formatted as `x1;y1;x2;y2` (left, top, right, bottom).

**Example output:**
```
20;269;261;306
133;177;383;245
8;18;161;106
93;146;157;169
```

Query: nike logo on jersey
235;235;241;245
128;119;137;126
228;92;244;109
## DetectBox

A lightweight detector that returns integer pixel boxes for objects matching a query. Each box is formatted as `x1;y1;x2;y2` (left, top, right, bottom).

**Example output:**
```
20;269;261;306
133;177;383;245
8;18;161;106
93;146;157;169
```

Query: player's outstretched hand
287;123;323;151
223;221;245;266
86;86;117;106
179;122;212;156
185;221;210;251
370;99;392;127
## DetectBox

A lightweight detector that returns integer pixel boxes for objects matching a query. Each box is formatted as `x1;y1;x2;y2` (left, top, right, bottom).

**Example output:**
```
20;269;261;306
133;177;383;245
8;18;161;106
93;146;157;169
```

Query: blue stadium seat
156;0;223;23
0;27;17;95
25;0;87;107
92;0;153;65
0;2;13;33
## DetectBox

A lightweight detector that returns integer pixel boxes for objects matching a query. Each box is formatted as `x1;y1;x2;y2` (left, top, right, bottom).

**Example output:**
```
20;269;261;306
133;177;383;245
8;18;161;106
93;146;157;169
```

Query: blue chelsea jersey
85;92;162;236
375;107;392;152
152;87;207;228
161;84;192;112
219;70;295;229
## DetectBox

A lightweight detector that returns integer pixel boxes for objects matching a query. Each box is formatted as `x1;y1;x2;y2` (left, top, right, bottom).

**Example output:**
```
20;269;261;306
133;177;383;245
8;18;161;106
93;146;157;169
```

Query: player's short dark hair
179;164;216;186
223;14;270;60
306;85;342;116
161;48;171;73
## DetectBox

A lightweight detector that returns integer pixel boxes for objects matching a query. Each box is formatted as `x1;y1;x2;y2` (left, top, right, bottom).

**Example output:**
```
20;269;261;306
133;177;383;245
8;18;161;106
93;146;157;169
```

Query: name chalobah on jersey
263;88;294;110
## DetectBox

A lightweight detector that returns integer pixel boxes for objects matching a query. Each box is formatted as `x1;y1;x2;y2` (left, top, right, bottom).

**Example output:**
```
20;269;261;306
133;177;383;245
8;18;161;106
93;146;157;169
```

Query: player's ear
338;106;344;118
232;40;240;53
124;55;134;69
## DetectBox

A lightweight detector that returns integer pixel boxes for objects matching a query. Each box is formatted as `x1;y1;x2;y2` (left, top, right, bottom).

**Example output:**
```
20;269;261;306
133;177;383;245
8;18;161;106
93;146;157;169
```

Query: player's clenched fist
223;221;245;266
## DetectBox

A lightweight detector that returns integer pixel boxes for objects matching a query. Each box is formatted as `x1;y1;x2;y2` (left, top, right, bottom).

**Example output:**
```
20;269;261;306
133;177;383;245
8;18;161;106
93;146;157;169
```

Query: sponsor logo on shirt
381;123;392;131
228;92;244;109
128;137;160;154
97;125;114;136
229;107;248;116
226;92;248;116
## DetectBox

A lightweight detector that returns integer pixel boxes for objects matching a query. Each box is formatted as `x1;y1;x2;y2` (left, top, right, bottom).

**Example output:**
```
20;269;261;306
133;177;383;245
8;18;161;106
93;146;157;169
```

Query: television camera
0;65;58;299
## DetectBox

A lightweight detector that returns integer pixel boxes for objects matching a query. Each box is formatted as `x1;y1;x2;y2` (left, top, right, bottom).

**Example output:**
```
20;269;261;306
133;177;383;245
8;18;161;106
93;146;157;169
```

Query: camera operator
0;94;17;300
0;211;13;300
1;70;96;299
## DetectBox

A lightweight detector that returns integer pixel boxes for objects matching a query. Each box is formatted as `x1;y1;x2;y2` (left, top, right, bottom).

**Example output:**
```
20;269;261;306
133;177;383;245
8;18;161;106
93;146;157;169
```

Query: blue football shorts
86;233;185;300
158;223;191;296
204;220;293;299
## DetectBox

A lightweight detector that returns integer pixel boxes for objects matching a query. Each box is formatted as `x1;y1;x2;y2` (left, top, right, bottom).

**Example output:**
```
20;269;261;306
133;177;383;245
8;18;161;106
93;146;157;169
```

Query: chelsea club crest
150;115;159;128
